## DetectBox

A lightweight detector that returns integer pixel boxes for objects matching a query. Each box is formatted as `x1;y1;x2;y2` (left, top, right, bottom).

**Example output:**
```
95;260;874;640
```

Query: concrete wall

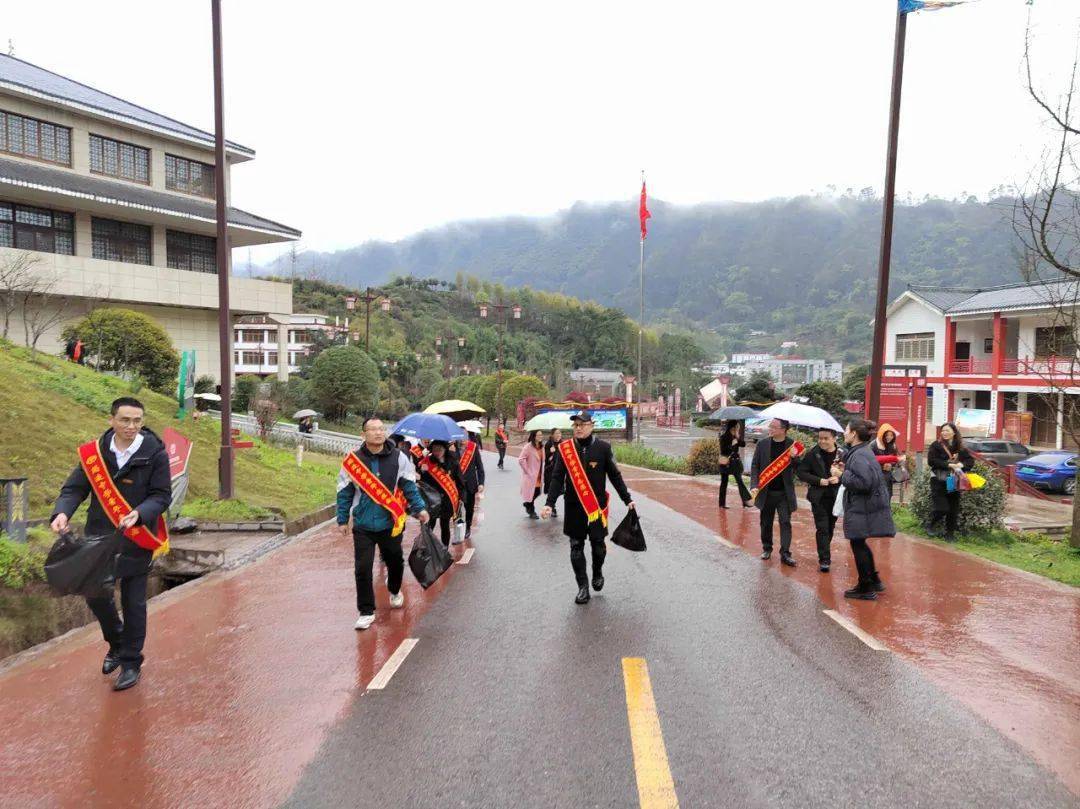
885;297;945;375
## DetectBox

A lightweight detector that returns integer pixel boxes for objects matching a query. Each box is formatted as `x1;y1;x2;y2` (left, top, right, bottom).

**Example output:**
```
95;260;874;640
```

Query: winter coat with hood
872;422;901;469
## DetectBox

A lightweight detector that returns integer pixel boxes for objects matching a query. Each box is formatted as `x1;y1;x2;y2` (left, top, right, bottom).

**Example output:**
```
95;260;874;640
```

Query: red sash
755;441;805;492
458;441;477;474
558;440;610;527
495;428;508;443
342;451;408;537
410;444;425;461
420;459;460;513
77;440;169;557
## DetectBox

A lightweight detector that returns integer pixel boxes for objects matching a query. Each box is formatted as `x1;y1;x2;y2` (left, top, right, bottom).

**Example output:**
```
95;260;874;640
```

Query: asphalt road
284;451;1077;809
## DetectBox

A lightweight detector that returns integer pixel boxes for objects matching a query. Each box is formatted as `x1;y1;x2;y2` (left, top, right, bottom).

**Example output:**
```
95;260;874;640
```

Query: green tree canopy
794;380;847;421
496;373;549;417
309;345;379;420
62;307;179;393
843;364;869;402
733;370;780;404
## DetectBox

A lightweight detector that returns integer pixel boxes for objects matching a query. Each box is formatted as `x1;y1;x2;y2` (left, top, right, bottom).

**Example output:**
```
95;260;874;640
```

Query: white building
0;53;299;380
234;314;339;377
884;282;1080;448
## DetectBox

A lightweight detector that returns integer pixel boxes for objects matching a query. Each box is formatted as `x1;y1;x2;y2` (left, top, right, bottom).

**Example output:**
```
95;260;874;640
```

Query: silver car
965;439;1031;468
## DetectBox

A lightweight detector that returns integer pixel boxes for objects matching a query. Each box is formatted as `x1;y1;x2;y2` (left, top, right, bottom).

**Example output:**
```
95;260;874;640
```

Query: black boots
780;553;796;567
575;585;590;604
113;667;141;691
102;651;121;675
844;581;878;600
592;575;604;592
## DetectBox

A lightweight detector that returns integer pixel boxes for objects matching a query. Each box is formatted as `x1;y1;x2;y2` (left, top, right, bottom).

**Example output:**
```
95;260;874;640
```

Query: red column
992;313;1006;376
944;316;956;375
994;390;1007;439
946;387;955;422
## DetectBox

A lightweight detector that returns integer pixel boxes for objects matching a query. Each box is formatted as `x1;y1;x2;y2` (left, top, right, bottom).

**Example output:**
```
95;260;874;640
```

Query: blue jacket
336;442;427;532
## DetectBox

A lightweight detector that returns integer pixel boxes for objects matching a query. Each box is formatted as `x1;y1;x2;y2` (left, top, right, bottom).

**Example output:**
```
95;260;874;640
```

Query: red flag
639;180;651;240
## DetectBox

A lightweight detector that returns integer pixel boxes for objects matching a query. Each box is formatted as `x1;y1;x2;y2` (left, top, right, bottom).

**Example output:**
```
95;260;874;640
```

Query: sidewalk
614;464;1080;797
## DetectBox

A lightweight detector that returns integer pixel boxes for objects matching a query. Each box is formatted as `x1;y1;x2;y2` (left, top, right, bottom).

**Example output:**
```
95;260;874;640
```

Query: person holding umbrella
543;428;564;518
456;429;485;540
418;440;465;547
718;420;752;509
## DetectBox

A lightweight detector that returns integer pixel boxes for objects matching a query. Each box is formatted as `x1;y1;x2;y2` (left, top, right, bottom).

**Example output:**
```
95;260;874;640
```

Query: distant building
568;368;625;398
0;53;300;380
234;314;338;377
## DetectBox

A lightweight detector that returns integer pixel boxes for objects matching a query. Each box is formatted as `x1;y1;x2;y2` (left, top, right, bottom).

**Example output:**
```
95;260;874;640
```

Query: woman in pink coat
518;430;545;519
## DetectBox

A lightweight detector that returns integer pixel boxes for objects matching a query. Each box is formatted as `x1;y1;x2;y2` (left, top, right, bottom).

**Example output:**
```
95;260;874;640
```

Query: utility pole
867;8;908;422
211;0;233;499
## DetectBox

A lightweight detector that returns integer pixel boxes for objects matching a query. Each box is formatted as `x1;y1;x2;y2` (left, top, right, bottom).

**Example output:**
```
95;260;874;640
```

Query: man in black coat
457;433;485;540
541;412;635;604
796;428;842;572
50;397;172;691
749;418;800;567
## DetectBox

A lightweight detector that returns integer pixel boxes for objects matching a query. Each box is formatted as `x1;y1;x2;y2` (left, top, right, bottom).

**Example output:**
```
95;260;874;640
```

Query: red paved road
617;465;1080;797
0;523;474;808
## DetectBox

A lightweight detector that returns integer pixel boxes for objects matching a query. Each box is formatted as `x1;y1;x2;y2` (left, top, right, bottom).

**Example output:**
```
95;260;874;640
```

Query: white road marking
367;638;419;690
457;548;476;565
714;534;737;549
823;610;888;651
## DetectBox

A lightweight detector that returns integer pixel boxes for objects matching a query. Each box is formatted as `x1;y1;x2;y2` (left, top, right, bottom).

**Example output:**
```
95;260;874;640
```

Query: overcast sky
4;1;1079;262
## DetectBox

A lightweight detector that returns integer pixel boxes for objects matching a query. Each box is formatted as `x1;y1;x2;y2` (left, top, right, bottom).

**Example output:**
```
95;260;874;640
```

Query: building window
0;110;72;165
166;230;217;273
91;217;152;264
895;332;935;361
89;134;150;184
239;351;262;366
267;351;278;365
165;154;215;198
1034;326;1078;359
0;201;75;255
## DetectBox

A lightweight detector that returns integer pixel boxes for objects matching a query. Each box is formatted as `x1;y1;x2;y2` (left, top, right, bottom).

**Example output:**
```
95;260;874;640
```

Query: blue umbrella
391;413;466;442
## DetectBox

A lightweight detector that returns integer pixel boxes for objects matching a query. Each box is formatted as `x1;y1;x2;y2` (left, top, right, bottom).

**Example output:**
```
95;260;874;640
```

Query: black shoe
742;500;753;508
819;563;831;573
575;586;591;604
528;513;540;520
102;652;121;675
113;667;141;691
844;584;878;601
871;574;886;593
552;509;558;518
760;551;772;560
592;575;604;592
718;503;729;509
780;553;797;568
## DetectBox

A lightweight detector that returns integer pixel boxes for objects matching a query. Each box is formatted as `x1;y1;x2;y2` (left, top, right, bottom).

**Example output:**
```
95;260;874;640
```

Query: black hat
569;411;593;423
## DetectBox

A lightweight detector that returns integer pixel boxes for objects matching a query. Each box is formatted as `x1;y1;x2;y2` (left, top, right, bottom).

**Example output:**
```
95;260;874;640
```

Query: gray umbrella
706;405;759;422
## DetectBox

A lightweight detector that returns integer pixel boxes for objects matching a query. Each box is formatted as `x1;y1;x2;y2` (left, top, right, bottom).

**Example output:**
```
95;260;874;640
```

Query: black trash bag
44;531;122;599
611;509;646;552
408;523;453;589
418;481;443;517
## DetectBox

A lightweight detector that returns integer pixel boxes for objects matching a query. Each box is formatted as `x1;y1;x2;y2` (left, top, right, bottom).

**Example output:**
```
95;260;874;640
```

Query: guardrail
205;412;358;455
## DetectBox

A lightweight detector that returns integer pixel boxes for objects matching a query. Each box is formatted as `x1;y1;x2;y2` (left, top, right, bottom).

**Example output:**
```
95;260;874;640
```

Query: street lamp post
479;302;522;419
350;288;390;350
435;334;467;376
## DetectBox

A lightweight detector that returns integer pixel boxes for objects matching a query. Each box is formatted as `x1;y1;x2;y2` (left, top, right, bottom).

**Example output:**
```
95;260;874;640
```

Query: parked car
744;417;771;443
965;439;1031;468
1015;452;1078;494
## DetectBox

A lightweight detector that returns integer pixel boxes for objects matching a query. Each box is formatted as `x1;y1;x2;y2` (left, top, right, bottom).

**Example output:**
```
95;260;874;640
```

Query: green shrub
909;461;1005;533
614;443;690;475
194;374;216;394
62;308;179;393
687;438;722;475
0;533;48;589
232;374;262;412
309;346;380;420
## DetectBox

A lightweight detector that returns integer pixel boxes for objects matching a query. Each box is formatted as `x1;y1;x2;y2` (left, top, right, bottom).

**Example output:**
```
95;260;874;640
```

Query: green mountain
265;193;1021;363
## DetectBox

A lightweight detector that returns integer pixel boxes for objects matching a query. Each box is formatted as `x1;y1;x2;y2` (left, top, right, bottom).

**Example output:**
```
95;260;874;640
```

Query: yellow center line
622;658;680;809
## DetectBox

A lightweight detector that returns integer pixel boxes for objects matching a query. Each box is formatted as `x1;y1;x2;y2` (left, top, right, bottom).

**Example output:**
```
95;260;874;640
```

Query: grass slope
0;344;341;522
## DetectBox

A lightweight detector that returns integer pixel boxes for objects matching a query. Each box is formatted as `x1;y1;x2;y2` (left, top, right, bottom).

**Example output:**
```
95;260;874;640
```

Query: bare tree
1014;12;1080;546
19;270;74;358
0;253;39;340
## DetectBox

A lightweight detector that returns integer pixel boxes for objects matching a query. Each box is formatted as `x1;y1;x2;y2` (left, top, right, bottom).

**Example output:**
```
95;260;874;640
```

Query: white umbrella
456;419;485;434
292;408;319;419
194;393;221;402
756;401;843;433
524;411;575;431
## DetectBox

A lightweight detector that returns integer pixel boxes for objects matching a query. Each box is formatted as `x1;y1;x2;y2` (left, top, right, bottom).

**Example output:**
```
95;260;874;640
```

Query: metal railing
205;412;358;455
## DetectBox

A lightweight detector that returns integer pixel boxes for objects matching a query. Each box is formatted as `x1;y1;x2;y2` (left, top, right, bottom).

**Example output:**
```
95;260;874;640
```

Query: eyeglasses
114;417;143;427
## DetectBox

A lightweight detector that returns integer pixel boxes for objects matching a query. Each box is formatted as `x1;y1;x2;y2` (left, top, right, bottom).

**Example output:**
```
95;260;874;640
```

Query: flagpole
867;6;908;423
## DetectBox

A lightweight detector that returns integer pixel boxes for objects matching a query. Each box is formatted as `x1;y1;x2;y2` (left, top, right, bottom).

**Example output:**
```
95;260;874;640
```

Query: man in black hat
541;411;635;604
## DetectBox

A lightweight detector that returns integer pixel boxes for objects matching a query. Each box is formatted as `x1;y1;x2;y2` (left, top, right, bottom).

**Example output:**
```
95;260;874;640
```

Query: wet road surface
1;450;1077;807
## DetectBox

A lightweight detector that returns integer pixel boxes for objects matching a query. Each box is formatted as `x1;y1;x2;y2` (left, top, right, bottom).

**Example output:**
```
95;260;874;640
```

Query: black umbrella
706;405;759;423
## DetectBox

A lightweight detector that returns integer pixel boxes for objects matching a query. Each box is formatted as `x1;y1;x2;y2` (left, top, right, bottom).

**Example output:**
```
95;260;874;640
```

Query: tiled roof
0;53;252;156
907;281;1080;315
0;156;299;238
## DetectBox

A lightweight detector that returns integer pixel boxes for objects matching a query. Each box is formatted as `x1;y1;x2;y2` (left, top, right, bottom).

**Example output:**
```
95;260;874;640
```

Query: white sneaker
389;591;405;609
354;614;375;630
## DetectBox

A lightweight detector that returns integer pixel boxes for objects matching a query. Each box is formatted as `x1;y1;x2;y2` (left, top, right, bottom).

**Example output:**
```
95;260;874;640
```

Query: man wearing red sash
337;418;429;630
541;412;634;604
50;397;172;691
749;418;803;567
456;432;485;540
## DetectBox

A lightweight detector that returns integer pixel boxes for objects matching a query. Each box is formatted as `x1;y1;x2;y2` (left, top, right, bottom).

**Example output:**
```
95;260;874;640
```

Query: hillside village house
0;54;299;381
885;281;1080;449
234;313;339;377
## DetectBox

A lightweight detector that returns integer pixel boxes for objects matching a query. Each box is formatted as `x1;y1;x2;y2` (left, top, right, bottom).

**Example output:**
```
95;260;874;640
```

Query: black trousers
436;506;454;546
353;527;404;615
569;533;606;586
496;446;506;467
929;488;961;537
759;490;792;555
810;491;838;564
523;486;540;515
718;462;751;506
463;489;476;532
849;537;877;584
86;566;149;668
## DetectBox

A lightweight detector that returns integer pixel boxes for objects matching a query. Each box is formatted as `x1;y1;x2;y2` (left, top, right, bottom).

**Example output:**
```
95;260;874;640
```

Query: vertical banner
869;366;927;451
176;349;196;417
